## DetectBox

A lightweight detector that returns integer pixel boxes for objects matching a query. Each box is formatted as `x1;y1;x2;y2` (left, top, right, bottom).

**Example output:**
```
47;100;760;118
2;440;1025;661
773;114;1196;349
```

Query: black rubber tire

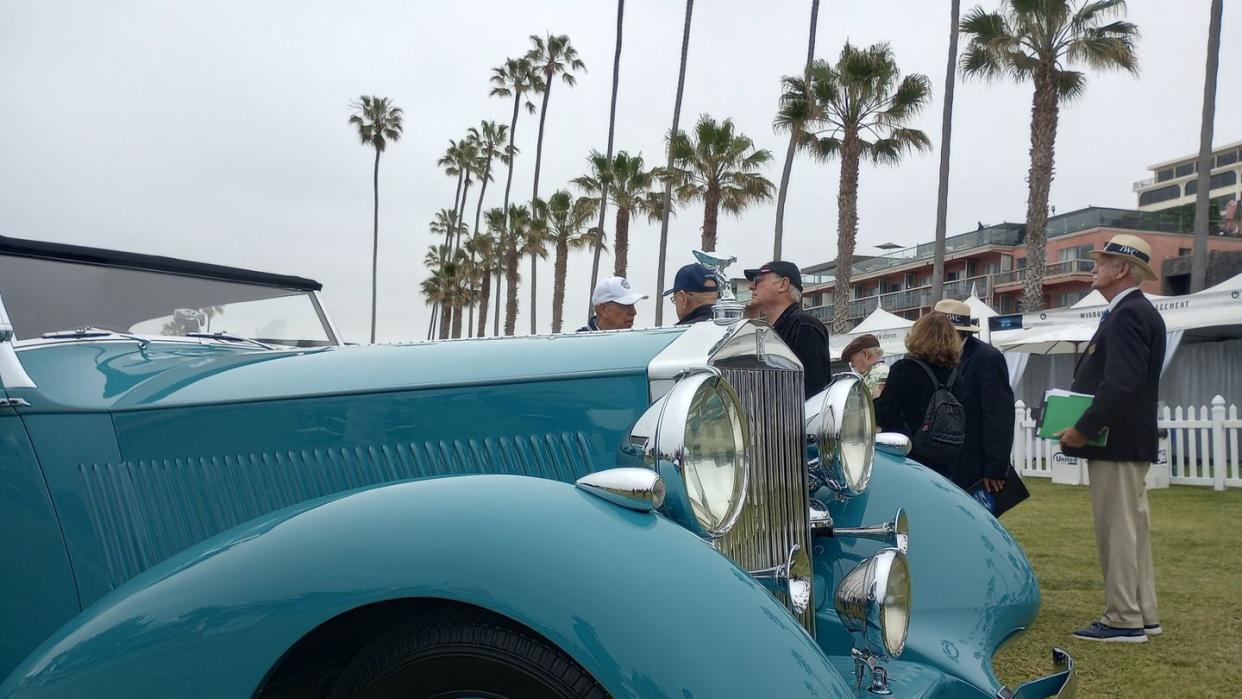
328;603;609;699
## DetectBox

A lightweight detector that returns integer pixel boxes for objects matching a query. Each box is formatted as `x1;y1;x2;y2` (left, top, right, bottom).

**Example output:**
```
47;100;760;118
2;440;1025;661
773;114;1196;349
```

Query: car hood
12;329;686;411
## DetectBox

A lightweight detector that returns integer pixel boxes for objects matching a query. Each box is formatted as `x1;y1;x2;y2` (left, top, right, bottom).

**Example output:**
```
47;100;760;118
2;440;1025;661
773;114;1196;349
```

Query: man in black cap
745;260;831;397
665;263;719;325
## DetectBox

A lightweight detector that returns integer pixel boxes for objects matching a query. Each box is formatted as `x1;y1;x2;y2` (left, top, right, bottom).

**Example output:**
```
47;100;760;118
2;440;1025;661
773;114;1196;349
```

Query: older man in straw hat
1056;233;1166;643
932;299;1014;495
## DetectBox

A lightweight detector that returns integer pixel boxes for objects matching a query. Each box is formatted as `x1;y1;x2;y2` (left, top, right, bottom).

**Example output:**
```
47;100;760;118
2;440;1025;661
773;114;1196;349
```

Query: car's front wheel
329;603;609;699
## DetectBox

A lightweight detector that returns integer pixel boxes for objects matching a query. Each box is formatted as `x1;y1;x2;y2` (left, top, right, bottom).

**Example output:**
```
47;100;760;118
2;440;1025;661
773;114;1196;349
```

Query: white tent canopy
829;306;914;360
964;285;998;342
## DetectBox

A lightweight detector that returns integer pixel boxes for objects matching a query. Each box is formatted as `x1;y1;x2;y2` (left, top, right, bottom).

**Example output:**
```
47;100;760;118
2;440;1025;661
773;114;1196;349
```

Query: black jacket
1064;289;1166;462
772;303;831;398
953;336;1015;487
677;303;715;325
576;316;601;332
875;357;957;480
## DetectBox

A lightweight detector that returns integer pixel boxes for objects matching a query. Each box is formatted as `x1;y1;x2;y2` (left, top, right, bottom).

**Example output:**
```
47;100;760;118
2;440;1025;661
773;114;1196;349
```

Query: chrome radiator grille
716;365;814;633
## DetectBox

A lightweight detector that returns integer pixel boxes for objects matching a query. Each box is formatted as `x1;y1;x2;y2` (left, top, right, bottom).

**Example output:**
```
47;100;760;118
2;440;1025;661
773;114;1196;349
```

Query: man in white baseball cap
577;276;648;332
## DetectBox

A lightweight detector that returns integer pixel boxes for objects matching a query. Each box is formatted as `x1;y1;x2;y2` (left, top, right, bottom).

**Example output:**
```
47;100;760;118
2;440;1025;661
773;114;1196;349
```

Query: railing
1132;176;1157;191
1012;396;1242;491
851;226;1024;276
806;273;994;325
992;259;1094;287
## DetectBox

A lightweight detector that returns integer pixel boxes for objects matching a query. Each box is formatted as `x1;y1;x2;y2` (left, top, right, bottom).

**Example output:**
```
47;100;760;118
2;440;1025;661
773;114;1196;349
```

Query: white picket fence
1012;396;1242;491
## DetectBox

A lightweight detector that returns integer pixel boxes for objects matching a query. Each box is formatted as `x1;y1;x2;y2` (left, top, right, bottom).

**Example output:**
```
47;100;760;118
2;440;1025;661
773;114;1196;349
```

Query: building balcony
992;259;1094;290
804;273;993;327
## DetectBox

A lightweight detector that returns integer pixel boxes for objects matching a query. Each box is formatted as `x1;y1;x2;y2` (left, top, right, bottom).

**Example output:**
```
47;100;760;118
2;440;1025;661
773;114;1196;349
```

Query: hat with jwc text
933;299;980;333
591;276;648;306
1087;233;1157;281
664;263;720;296
743;261;803;291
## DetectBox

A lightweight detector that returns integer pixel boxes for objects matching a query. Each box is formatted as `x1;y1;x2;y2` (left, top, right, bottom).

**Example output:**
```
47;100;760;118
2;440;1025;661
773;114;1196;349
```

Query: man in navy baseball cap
664;263;720;325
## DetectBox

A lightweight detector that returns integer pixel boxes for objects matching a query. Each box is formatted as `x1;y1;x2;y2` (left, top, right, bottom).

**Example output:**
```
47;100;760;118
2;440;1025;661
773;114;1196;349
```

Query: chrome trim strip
311;290;345;346
0;290;35;389
876;432;912;457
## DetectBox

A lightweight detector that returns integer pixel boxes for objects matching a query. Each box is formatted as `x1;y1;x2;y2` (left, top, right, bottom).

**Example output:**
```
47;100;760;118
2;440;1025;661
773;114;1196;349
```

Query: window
904;273;917;289
946;271;960;282
1057;291;1088;308
983;261;1000;275
1059;243;1094;261
1217;151;1239;167
1139;185;1181;206
1183;171;1234;195
965;259;978;277
1175;162;1196;178
1156;168;1175;182
1000;254;1013;271
1178;248;1192;257
1017;257;1027;269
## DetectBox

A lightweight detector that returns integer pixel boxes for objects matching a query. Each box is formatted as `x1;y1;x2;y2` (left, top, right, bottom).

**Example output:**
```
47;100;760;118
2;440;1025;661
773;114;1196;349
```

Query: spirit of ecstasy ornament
692;249;745;323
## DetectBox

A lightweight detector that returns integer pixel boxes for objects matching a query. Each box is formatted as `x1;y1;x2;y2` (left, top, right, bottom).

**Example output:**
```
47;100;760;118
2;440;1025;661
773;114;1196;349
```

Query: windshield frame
0;247;340;349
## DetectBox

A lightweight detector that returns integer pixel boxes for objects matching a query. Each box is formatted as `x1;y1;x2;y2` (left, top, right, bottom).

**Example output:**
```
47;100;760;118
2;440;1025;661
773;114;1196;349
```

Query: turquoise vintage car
0;235;1074;698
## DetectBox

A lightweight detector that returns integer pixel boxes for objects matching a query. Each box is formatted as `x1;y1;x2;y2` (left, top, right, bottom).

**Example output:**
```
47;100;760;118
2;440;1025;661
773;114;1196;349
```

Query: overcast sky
2;1;1238;342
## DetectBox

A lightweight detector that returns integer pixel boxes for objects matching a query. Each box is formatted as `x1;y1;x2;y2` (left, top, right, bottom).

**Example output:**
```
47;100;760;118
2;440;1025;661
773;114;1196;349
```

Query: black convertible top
0;234;322;291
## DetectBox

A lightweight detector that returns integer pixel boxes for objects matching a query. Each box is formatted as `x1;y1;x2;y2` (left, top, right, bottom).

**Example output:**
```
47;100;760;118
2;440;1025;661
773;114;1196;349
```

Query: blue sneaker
1144;623;1163;636
1072;622;1147;643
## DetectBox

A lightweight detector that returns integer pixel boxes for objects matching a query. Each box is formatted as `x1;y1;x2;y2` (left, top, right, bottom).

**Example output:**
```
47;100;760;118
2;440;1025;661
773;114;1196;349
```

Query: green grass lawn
993;478;1242;697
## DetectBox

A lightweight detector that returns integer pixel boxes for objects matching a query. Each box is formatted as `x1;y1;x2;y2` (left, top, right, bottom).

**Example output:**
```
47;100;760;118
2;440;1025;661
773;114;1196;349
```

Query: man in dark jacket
934;299;1014;494
1057;234;1165;644
745;260;831;397
665;263;719;325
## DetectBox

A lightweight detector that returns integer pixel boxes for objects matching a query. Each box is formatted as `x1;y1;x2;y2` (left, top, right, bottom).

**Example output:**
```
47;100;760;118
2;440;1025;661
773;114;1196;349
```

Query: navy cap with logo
744;260;803;291
663;263;720;296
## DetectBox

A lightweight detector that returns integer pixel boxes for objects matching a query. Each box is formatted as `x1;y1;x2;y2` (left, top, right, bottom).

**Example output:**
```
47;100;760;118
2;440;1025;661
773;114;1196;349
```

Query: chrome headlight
628;371;750;538
805;375;876;497
834;548;911;658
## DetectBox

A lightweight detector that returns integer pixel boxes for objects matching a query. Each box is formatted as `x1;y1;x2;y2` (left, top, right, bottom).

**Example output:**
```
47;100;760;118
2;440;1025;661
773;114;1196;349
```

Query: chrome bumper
1000;648;1076;699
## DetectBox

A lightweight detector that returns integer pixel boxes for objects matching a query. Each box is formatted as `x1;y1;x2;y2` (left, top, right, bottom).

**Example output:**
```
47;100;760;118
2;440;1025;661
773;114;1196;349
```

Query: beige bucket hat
933;299;980;333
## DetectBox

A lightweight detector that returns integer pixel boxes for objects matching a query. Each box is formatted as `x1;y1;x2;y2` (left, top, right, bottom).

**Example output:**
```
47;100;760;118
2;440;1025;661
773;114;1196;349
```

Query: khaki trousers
1087;460;1159;629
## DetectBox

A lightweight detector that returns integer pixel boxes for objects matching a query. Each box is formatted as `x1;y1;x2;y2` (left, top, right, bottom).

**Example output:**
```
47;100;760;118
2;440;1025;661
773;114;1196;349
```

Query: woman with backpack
875;312;965;481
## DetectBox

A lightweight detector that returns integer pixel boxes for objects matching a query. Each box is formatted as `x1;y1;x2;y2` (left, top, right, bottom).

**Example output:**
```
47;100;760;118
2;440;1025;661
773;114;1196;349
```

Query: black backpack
908;358;966;467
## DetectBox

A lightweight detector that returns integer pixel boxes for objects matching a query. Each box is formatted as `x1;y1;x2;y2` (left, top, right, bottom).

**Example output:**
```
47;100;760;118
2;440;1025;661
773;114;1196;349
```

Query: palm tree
518;207;551;333
930;0;962;304
483;207;509;337
490;57;543;333
535;191;598;333
588;0;627;318
348;95;404;343
466;229;500;337
437;140;467;230
653;0;695;327
772;0;821;260
501;204;531;336
961;0;1138;311
662;115;775;252
574;151;664;278
422;246;475;340
526;34;586;334
426;208;463;339
790;44;932;333
1192;0;1223;292
466;121;514;255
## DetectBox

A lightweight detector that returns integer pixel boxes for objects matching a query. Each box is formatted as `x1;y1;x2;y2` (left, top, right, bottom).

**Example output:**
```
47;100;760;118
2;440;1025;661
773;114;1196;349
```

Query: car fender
2;474;854;698
815;452;1041;695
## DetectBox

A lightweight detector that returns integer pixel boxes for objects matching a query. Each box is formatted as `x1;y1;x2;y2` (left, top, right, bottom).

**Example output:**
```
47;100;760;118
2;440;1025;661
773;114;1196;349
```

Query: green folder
1038;389;1109;447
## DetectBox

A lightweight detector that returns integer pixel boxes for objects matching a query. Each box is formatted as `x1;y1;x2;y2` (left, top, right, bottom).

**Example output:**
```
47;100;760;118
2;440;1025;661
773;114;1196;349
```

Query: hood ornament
692;249;745;324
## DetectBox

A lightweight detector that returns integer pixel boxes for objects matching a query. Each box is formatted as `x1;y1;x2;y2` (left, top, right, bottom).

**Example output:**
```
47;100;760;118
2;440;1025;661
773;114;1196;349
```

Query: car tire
328;603;609;699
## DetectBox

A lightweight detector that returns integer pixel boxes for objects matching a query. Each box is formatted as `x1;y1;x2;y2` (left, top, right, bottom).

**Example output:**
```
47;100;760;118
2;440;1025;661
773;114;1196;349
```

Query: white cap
591;276;648;306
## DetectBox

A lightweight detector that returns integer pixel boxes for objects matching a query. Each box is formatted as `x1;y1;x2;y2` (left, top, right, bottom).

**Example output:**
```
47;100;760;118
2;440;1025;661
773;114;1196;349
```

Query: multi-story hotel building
1134;140;1242;212
801;206;1242;327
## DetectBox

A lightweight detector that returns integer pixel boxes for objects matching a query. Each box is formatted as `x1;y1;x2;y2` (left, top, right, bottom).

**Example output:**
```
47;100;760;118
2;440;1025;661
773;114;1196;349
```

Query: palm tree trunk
504;249;519;336
451;302;464;338
426;306;437;340
702;187;720;251
654;0;694;327
439;303;451;339
930;0;960;305
773;0;820;260
470;155;495;338
1192;0;1223;293
1021;71;1060;313
493;269;502;336
455;177;472;250
552;238;569;333
832;133;862;334
476;271;492;337
502;92;523;335
531;81;554;335
370;148;380;343
613;207;631;277
589;0;625;319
